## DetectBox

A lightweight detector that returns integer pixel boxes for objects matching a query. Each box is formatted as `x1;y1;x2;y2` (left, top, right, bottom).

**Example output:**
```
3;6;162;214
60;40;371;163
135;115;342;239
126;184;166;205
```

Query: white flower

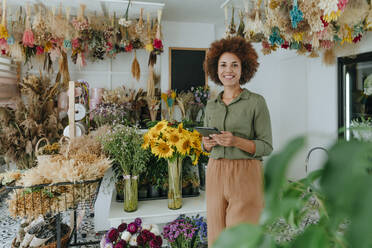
129;234;138;246
150;225;160;236
142;224;152;231
121;231;131;242
318;0;338;16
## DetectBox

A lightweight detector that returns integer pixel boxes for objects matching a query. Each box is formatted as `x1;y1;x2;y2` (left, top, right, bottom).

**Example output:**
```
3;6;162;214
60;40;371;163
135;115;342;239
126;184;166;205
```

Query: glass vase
123;175;138;212
168;157;183;210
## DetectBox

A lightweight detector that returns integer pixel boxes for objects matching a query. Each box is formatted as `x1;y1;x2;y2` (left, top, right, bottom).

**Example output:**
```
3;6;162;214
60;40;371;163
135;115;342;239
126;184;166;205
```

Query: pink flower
107;228;119;243
36;46;44;55
153;39;163;50
114;240;126;248
337;0;348;11
262;40;270;49
72;38;80;49
117;223;127;232
320;16;329;28
281;41;289;49
127;223;137;234
353;34;362;43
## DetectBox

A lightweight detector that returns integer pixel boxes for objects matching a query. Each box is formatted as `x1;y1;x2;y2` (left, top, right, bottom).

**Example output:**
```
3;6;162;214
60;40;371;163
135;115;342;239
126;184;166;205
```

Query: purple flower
107;228;119;243
127;222;138;234
118;223;127;232
134;218;142;227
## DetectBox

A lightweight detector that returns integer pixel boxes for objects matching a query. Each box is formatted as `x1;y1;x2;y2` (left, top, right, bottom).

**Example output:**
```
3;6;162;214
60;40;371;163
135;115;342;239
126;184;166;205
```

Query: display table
108;190;206;227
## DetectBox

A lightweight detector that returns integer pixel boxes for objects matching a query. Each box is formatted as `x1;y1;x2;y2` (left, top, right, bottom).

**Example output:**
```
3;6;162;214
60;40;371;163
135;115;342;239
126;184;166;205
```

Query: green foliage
213;137;372;248
101;125;151;176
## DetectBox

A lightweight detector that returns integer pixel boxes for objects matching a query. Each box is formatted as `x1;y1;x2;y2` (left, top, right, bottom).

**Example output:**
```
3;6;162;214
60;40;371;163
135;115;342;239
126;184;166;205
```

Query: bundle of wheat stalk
0;74;63;169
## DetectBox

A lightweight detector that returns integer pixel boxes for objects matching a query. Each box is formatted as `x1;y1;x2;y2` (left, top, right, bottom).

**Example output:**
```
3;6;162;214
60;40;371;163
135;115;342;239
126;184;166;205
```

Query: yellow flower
142;133;150;149
148;128;161;141
171;91;177;99
192;150;201;165
323;10;341;23
0;25;8;39
161;93;168;104
166;131;182;147
145;43;154;52
191;137;201;150
44;42;52;52
153;120;168;133
293;32;303;42
177;137;192;156
152;141;174;158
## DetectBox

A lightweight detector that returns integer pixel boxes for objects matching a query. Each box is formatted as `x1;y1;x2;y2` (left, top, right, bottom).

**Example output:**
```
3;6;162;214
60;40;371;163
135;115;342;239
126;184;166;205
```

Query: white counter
108;190;206;227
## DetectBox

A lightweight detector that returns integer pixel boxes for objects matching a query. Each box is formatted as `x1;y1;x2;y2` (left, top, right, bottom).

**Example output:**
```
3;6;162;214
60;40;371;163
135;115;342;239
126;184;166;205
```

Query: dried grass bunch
0;74;63;169
7;127;112;218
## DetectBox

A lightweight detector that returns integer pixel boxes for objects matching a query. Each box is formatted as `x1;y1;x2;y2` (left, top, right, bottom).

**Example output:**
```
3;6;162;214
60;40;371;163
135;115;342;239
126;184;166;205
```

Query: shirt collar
215;88;250;104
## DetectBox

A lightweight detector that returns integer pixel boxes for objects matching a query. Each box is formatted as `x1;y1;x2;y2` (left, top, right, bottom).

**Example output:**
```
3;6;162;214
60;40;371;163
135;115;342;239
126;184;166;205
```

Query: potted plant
101;125;151;212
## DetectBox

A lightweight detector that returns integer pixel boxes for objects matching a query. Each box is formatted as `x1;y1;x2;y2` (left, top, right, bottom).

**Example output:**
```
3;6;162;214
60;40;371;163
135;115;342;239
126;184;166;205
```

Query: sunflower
192;150;201;165
166;131;182;147
151;140;174;158
153;120;168;133
175;122;188;136
190;135;201;150
142;133;150;149
148;128;161;141
177;137;192;155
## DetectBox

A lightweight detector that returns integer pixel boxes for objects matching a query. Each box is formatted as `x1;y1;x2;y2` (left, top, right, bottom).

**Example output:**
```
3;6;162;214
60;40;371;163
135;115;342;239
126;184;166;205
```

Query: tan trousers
206;158;264;247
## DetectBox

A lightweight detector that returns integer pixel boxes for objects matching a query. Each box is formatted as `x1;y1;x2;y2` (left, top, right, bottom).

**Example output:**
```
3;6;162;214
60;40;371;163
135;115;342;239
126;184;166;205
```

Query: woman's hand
210;131;236;147
202;136;218;152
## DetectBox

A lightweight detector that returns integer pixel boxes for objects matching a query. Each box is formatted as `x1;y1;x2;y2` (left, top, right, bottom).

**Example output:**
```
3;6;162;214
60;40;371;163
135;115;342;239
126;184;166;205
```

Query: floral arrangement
225;0;372;64
101;125;151;176
100;218;163;248
91;103;131;128
162;214;208;248
99;87;147;126
161;90;177;121
142;120;205;165
188;86;210;122
0;74;63;169
2;3;164;68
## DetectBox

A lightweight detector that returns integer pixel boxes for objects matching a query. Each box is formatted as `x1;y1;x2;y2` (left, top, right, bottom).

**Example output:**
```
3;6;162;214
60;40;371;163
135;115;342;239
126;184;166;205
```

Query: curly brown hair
204;37;259;85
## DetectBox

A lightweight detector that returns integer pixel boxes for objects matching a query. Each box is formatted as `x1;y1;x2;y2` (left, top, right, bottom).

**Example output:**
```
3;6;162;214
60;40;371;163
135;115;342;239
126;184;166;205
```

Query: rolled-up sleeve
252;96;273;157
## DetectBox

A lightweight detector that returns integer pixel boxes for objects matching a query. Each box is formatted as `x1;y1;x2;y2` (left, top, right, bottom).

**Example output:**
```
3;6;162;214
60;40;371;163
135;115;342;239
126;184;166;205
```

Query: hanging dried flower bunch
131;50;141;81
227;0;372;64
0;2;164;67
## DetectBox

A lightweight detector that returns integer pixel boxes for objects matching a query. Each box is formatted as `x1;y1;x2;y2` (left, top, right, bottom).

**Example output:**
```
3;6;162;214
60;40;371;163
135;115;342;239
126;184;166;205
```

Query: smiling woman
202;36;273;246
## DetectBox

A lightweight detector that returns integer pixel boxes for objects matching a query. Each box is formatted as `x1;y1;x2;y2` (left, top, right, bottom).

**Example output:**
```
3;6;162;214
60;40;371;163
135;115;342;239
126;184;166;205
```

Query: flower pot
167;157;182;210
123;175;138;212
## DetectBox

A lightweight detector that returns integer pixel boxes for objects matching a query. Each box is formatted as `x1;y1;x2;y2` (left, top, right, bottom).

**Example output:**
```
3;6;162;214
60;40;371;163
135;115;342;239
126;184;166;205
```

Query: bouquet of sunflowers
142;120;206;165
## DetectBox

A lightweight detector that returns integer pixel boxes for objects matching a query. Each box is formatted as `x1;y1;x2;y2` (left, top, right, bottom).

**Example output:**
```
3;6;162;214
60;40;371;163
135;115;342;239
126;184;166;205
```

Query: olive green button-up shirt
204;89;273;160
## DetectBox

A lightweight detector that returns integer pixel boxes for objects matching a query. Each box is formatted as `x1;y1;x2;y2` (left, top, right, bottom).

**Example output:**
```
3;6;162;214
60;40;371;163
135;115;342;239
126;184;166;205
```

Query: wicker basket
11;224;70;248
35;137;52;163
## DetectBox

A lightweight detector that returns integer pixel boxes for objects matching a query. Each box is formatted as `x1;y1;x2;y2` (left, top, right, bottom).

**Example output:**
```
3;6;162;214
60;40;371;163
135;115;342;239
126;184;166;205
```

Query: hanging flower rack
1;2;164;68
224;0;372;64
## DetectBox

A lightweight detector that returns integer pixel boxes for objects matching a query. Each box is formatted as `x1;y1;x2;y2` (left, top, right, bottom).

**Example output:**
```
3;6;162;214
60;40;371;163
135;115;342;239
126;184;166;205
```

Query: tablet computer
194;127;221;137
